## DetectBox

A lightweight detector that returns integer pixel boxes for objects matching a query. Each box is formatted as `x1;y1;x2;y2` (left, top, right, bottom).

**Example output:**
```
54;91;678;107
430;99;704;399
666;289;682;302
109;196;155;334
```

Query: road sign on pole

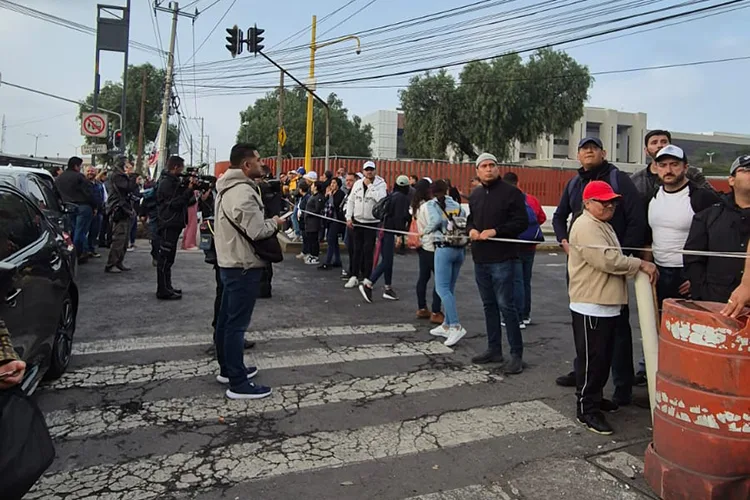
81;144;108;155
81;113;108;137
278;127;287;147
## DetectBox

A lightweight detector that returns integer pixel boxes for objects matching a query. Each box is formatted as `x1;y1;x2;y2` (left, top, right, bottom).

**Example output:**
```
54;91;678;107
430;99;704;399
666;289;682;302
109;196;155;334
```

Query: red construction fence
214;157;730;206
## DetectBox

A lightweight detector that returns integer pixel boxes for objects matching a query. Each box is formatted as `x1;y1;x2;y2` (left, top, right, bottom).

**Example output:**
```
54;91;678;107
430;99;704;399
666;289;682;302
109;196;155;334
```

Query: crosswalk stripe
28;400;574;500
72;323;417;355
46;366;502;439
404;483;515;500
47;341;453;390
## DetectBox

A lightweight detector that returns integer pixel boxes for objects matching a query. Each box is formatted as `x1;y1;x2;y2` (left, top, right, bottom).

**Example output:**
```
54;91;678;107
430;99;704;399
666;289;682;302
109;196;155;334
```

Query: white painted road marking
47;341;453;389
46;366;502;439
404;483;516;499
28;401;575;500
72;323;417;355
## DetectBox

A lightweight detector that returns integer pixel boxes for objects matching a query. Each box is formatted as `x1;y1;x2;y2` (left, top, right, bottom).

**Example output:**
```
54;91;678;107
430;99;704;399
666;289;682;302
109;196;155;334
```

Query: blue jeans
291;206;301;236
73;204;93;257
512;251;536;320
434;246;465;326
370;231;395;286
474;261;524;357
214;267;262;391
325;222;343;266
86;211;102;253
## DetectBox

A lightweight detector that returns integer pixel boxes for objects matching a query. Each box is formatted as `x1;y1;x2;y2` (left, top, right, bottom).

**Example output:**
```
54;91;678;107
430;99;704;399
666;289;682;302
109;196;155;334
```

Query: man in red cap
567;181;658;435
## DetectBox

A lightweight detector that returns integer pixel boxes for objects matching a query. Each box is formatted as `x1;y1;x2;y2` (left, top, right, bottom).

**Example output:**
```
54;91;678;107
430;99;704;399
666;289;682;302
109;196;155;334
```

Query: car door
0;189;59;369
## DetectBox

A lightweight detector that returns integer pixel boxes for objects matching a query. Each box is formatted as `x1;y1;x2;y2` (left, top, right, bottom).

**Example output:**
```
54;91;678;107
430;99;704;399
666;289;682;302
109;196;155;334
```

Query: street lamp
27;133;48;156
303;15;361;172
706;151;715;164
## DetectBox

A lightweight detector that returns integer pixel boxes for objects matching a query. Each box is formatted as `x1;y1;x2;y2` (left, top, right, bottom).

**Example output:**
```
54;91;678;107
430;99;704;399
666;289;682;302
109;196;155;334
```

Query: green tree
79;63;177;165
399;49;592;160
236;88;372;159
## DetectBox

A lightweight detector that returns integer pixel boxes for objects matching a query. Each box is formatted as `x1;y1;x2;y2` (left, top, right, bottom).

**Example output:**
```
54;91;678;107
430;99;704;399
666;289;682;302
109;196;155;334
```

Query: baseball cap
578;137;603;149
296;167;305;175
583;180;622;201
654;145;687;163
396;175;410;187
731;155;750;175
363;161;376;171
304;171;318;181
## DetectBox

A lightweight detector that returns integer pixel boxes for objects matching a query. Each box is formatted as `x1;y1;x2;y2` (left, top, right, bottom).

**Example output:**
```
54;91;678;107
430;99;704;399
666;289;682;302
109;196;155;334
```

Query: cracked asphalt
30;241;658;500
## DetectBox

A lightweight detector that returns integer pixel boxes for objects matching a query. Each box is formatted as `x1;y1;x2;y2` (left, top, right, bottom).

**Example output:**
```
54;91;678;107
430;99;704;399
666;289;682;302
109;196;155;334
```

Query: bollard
644;299;750;500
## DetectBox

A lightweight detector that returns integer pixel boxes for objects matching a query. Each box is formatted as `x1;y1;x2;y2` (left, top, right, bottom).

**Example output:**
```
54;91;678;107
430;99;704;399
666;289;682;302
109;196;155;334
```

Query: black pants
416;248;441;313
352;221;378;280
156;227;181;294
106;218;130;268
99;213;112;247
212;264;222;328
306;231;320;257
259;263;273;298
345;227;354;276
572;311;617;416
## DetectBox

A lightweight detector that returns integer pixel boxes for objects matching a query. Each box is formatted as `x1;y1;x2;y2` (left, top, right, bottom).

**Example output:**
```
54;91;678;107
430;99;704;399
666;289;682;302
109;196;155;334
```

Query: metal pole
325;106;330;173
303;15;316;172
205;135;209;170
135;68;147;173
199;117;204;166
157;1;179;174
120;0;131;151
93;48;101;112
189;133;193;166
277;69;284;175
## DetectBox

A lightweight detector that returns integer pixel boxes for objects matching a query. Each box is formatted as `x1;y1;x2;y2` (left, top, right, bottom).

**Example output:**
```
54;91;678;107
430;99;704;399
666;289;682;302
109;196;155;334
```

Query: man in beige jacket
214;143;283;400
568;180;657;435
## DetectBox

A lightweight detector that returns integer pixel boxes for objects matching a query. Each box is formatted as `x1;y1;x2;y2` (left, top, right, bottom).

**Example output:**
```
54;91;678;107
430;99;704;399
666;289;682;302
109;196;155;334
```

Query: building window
553;138;569;146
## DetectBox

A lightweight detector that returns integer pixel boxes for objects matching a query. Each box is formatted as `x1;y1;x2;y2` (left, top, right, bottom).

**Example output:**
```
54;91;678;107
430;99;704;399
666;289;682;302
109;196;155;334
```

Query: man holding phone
0;319;25;389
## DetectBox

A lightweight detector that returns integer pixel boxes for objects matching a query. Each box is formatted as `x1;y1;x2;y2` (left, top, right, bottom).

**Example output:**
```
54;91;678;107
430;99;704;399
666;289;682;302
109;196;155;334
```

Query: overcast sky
0;0;748;164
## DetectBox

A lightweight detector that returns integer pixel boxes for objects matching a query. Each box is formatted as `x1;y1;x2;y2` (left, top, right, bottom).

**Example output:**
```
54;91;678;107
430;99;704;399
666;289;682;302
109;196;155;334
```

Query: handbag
0;387;56;500
406;218;421;250
218;185;283;264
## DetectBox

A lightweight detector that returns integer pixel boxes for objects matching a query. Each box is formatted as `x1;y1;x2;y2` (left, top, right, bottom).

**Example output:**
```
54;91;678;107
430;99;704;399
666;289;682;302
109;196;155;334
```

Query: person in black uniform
155;155;196;300
257;164;283;298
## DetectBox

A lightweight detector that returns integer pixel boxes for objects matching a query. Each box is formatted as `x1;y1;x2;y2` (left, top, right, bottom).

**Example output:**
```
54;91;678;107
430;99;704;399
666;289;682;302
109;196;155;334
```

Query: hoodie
345;176;387;223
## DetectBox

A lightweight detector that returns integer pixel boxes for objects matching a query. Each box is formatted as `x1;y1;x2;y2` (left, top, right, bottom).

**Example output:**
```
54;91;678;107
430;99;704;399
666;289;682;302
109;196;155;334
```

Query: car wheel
44;290;76;380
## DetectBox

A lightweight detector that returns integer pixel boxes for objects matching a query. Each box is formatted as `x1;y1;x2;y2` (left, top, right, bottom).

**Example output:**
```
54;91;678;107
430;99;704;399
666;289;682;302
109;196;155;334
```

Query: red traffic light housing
113;129;123;150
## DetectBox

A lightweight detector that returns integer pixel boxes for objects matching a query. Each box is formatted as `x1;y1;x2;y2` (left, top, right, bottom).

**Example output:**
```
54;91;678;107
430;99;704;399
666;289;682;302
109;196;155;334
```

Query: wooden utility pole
135;68;147;174
277;69;284;175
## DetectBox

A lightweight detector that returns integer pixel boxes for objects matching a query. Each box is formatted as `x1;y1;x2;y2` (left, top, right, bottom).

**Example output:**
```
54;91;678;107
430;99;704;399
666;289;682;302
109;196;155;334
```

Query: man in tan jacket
214;144;283;400
568;181;657;435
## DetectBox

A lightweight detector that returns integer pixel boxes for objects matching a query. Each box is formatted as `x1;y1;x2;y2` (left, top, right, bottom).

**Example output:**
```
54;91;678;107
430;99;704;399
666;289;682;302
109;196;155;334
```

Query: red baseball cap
583;180;621;201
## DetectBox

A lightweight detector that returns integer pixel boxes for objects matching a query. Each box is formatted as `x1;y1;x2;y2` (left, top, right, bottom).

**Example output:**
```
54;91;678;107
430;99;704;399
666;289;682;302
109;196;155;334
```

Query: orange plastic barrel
644;299;750;500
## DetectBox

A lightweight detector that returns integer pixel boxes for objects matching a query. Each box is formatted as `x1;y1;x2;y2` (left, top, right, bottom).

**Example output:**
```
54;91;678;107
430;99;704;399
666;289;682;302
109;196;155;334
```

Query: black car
0;165;73;236
0;183;78;394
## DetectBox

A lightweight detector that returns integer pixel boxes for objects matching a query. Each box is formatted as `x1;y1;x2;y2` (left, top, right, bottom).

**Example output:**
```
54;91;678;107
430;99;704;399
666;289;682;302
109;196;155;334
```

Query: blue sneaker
216;366;259;385
226;382;272;400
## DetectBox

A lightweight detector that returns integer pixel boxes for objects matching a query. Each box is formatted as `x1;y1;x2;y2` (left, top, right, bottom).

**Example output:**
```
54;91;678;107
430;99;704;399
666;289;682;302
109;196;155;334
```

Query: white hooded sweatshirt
345;175;387;223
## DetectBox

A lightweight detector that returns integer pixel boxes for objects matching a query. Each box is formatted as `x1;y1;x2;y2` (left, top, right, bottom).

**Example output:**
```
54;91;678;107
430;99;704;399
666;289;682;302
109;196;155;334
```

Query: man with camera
105;157;140;273
156;155;197;300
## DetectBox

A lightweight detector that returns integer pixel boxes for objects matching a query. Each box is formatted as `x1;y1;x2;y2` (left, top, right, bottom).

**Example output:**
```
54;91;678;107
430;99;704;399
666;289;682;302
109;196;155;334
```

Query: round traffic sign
82;114;106;137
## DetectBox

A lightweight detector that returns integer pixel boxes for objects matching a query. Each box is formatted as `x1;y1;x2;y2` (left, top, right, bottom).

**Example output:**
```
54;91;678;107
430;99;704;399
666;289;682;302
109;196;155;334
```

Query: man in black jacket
55;156;95;262
104;157;140;273
467;153;529;374
685;155;750;303
257;164;282;297
156;155;196;300
552;137;646;406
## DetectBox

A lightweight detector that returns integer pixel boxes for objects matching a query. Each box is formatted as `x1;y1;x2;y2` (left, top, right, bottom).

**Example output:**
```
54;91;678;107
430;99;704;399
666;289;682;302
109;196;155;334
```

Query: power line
183;0;236;65
316;0;381;39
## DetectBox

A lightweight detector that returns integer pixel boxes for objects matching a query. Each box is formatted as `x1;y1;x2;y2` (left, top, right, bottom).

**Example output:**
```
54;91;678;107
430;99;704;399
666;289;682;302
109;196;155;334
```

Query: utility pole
120;0;131;150
189;133;193;166
277;69;284;174
303;15;317;173
0;114;6;152
199;117;204;167
135;67;148;173
205;134;210;170
27;133;48;157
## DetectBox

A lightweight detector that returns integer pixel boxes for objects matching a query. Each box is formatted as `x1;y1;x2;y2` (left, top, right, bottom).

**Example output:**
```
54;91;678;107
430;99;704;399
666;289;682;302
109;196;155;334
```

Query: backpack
439;204;469;247
372;194;392;222
519;199;544;243
567;168;620;229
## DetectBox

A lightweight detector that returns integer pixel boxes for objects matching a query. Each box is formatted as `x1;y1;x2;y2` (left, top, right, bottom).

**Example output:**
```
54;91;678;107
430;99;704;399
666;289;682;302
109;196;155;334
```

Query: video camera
178;173;216;192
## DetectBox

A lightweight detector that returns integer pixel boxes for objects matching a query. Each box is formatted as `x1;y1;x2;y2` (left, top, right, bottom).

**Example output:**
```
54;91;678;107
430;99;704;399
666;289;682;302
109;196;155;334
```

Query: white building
361;110;400;159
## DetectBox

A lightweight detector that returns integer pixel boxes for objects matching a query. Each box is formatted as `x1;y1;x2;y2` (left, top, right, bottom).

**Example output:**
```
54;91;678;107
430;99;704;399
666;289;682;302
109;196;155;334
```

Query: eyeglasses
592;199;618;208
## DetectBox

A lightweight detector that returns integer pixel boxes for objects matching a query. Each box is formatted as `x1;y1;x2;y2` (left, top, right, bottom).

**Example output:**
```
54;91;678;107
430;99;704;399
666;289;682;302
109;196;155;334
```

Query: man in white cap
344;160;387;289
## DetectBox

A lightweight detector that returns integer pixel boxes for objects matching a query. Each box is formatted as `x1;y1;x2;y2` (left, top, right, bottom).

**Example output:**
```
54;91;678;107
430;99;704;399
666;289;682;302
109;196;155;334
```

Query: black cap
578;137;603;149
730;155;750;175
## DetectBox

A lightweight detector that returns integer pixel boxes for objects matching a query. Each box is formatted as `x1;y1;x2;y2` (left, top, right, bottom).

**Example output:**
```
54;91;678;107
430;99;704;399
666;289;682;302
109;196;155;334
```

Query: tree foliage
399;49;592;160
79;63;177;163
237;88;373;159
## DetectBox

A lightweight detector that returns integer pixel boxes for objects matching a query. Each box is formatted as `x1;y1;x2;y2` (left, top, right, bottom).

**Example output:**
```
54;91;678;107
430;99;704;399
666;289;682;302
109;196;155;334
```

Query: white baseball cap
363;161;376;171
304;171;318;181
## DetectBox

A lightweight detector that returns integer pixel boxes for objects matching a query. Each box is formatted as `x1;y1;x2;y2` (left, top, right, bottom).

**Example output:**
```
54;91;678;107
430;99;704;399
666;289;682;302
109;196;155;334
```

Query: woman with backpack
423;180;468;347
319;177;347;270
413;179;443;324
358;175;412;302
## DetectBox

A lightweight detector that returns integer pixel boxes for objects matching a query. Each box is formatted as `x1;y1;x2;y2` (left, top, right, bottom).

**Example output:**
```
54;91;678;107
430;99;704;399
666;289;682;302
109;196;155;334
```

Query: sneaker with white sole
216;366;259;385
520;322;526;330
305;256;320;265
523;317;531;325
226;382;272;400
382;287;398;301
359;283;373;303
444;325;467;347
430;324;450;338
345;276;359;288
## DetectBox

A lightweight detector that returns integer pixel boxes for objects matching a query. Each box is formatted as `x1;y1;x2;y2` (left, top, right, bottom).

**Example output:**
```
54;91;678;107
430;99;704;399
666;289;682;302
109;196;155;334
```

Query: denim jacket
424;197;466;247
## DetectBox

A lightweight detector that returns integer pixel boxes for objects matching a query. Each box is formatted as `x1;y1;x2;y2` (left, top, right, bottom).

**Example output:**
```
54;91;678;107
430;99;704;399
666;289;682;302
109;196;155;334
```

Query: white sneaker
444;325;467;347
430;324;449;338
306;256;320;265
523;318;531;325
520;322;526;330
345;276;359;288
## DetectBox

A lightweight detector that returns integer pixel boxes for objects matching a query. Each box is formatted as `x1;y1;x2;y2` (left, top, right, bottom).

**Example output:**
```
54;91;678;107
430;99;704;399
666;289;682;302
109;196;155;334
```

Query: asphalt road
30;241;658;500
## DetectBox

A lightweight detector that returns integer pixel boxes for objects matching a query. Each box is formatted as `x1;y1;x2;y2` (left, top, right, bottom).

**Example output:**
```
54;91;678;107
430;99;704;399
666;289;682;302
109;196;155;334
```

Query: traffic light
225;25;243;58
113;129;123;150
248;25;264;55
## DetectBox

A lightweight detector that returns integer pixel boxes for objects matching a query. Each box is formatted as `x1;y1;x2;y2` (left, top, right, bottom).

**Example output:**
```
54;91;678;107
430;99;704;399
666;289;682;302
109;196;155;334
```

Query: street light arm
315;35;361;52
